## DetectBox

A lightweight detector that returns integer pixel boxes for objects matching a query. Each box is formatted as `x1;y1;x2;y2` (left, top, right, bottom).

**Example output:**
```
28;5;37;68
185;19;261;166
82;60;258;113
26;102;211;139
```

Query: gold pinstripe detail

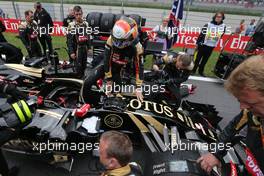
141;114;165;135
127;113;149;133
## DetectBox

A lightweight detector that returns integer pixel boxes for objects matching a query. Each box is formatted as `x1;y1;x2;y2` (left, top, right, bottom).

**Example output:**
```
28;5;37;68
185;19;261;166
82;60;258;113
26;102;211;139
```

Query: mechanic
0;82;31;176
150;51;193;108
197;55;264;175
0;19;7;43
67;5;91;77
99;131;142;176
63;7;75;28
63;7;75;63
34;2;53;56
19;10;42;58
104;16;144;102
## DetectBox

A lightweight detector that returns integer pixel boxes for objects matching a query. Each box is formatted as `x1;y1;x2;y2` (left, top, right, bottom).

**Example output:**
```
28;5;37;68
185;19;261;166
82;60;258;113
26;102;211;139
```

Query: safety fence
0;0;262;30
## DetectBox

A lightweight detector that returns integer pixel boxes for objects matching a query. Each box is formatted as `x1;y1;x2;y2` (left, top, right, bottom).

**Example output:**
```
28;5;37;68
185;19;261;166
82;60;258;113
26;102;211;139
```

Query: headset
212;12;225;21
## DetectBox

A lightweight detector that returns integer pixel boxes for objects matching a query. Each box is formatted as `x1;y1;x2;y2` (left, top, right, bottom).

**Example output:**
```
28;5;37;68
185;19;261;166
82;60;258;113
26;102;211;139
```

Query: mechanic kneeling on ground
197;55;264;174
104;16;144;102
99;131;142;176
150;51;193;107
0;82;32;176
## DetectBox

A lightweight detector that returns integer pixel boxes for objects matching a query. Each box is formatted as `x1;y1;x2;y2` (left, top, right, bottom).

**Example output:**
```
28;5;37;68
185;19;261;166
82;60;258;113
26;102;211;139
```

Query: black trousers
75;45;88;77
0;129;17;176
167;35;178;49
111;63;123;86
27;41;42;58
0;150;9;176
193;45;214;74
38;34;53;55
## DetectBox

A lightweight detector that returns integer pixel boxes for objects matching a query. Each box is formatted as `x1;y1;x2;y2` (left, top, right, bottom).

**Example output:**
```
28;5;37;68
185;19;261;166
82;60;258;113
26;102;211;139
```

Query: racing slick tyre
86;12;102;31
252;21;264;47
115;14;127;22
100;13;115;33
0;42;23;64
214;53;245;79
129;14;142;26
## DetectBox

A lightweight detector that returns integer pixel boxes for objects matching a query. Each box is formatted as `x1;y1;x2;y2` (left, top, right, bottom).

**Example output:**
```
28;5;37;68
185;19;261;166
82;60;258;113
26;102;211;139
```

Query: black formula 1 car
0;49;248;176
1;90;248;175
0;76;248;176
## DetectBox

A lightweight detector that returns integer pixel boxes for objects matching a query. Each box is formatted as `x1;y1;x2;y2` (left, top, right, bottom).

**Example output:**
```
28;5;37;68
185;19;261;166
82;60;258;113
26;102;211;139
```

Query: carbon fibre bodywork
0;59;247;176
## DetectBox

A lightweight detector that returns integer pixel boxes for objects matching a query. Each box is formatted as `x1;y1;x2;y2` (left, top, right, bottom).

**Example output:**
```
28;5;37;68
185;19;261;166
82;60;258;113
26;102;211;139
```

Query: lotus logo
104;114;123;128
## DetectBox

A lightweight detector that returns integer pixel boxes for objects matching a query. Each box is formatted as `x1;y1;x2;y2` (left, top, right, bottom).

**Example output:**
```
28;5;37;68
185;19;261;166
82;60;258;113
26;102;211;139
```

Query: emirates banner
0;18;254;54
1;18;64;35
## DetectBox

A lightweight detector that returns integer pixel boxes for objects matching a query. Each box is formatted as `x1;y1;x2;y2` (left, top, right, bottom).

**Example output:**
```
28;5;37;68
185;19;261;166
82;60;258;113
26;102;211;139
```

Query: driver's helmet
111;16;138;49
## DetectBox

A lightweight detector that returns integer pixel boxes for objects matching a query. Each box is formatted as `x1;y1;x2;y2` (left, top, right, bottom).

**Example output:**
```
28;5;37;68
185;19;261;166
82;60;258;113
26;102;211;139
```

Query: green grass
4;33;69;59
3;32;219;77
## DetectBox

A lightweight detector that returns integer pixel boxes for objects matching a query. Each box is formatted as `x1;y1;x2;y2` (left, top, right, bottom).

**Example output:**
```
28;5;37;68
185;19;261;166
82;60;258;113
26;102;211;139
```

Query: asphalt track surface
3;77;241;176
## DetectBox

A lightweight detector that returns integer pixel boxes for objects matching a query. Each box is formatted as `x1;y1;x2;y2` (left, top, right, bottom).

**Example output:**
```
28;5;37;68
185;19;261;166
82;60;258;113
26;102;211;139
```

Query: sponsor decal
153;162;166;175
230;161;238;176
128;99;217;140
245;147;264;176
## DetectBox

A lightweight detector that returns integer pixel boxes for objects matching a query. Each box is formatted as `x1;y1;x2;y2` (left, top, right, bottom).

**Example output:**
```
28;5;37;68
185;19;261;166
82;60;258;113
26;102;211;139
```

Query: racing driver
197;55;264;175
104;16;144;102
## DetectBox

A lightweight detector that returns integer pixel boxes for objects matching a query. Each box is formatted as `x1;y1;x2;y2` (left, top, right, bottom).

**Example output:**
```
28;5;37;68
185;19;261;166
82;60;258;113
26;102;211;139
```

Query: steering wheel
103;97;127;111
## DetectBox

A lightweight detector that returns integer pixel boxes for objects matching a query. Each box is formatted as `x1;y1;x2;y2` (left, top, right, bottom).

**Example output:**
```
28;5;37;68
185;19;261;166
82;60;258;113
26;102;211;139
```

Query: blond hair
225;54;264;96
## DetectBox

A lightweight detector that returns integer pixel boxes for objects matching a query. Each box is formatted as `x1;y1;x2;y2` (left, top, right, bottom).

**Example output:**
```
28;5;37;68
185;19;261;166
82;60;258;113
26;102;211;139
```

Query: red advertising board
1;18;64;35
0;18;259;54
143;27;253;53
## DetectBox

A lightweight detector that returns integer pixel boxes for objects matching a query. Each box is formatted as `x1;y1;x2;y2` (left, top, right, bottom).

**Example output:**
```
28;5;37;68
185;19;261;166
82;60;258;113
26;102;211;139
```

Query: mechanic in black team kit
0;82;32;176
19;10;42;58
63;7;75;63
104;16;144;102
198;55;264;175
63;7;75;28
145;51;193;108
34;2;53;56
68;6;91;77
0;19;7;43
